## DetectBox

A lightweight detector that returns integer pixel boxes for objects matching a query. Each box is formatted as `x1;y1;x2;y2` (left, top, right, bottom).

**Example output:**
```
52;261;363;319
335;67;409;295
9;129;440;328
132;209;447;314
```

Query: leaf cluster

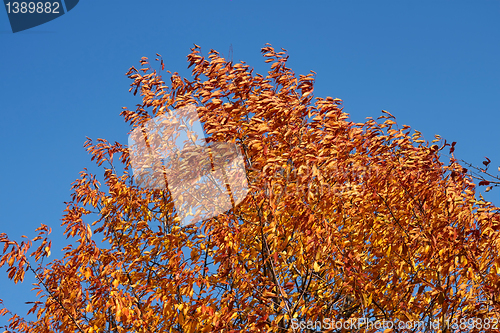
1;44;500;333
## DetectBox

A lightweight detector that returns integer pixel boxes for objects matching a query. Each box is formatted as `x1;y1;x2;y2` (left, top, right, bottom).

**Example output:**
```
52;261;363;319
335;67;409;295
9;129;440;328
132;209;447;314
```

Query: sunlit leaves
1;45;499;333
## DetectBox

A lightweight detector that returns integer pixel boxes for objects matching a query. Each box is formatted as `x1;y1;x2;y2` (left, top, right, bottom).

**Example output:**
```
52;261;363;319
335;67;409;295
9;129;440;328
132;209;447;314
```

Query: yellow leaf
302;90;312;98
262;290;277;298
313;262;320;272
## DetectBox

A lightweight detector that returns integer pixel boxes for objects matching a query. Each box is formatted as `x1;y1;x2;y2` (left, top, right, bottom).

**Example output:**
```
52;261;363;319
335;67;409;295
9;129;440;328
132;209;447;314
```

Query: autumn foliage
1;44;500;332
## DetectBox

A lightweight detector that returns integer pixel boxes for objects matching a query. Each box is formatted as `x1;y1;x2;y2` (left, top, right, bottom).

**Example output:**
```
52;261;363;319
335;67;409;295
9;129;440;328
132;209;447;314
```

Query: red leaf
479;180;490;186
449;142;456;154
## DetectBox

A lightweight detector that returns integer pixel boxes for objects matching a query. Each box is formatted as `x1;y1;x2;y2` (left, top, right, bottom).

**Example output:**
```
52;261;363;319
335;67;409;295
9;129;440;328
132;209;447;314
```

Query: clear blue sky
1;0;499;324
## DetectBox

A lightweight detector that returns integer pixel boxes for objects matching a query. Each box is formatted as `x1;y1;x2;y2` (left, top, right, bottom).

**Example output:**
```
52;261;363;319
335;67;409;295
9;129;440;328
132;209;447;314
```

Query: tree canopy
1;44;500;333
